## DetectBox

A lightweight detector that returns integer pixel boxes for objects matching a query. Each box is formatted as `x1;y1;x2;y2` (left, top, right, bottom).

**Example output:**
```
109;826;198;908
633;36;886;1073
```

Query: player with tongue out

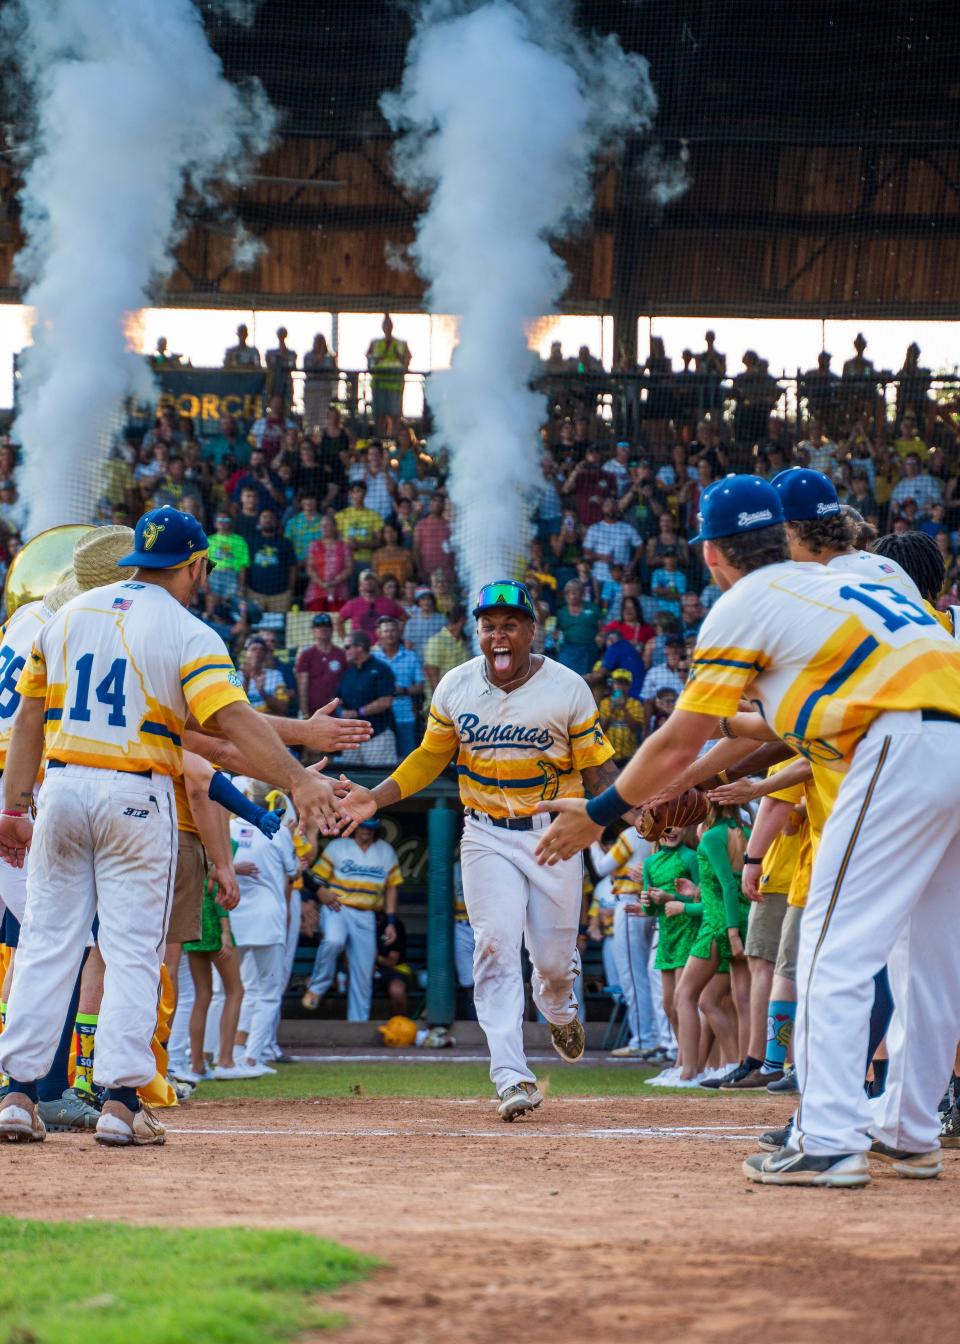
337;581;619;1120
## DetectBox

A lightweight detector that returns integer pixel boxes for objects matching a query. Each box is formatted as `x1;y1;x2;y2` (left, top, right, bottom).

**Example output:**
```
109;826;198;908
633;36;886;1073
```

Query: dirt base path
3;1094;957;1344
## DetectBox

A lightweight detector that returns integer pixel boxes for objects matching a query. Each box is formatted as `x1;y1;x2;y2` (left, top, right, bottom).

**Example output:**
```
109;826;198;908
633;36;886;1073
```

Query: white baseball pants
268;888;301;1057
308;904;377;1021
0;765;175;1089
795;713;960;1156
461;814;582;1092
0;849;29;923
237;943;286;1065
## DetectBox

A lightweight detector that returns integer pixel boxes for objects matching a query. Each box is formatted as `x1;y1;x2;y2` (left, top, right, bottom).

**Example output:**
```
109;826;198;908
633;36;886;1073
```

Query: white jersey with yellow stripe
424;654;615;819
826;549;924;604
17;579;247;776
680;559;960;790
0;599;49;770
312;836;402;912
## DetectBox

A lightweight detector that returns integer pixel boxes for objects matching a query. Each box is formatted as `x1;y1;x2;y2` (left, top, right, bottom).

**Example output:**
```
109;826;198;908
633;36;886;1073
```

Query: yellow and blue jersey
423;655;614;820
679;560;960;803
18;579;247;776
0;599;48;771
312;837;402;912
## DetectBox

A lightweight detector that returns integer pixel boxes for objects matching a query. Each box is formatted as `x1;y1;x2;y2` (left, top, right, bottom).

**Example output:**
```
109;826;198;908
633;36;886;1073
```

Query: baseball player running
0;507;343;1147
337;580;617;1120
538;475;960;1186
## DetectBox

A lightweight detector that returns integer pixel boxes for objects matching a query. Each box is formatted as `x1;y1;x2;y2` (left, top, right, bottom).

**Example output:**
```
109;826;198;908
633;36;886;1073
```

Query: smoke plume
6;0;274;534
384;0;672;602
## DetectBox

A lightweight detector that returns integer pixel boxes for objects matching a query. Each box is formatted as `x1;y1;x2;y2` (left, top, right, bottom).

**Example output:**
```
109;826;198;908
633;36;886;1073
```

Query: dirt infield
3;1093;957;1343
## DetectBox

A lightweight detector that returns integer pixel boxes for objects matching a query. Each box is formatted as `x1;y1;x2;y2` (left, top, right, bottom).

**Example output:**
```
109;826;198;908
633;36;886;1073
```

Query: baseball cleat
610;1045;644;1058
868;1139;942;1179
38;1088;101;1133
95;1103;166;1147
549;1019;585;1063
743;1148;870;1187
940;1105;960;1148
497;1082;543;1122
0;1099;46;1144
758;1123;793;1152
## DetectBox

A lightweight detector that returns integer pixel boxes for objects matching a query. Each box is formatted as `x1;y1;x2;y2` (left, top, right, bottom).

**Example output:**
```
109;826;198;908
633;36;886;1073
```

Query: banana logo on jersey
537;759;561;801
142;520;165;551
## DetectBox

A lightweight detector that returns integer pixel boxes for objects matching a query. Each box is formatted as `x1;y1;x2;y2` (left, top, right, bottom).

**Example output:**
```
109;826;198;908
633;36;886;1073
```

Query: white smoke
384;0;671;604
7;0;275;534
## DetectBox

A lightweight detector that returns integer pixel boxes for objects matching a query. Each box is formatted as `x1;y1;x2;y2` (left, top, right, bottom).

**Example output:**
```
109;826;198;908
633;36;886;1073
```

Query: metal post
426;799;457;1027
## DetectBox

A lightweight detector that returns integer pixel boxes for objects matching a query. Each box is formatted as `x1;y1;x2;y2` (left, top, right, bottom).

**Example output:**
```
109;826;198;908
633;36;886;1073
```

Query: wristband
585;784;630;828
385;914;397;926
578;922;588;936
742;856;762;865
1;808;26;817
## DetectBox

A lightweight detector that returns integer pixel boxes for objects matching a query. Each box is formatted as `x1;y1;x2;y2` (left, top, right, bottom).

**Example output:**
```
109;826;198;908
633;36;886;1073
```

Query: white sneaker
172;1066;213;1084
212;1064;263;1080
648;1065;680;1087
241;1059;277;1076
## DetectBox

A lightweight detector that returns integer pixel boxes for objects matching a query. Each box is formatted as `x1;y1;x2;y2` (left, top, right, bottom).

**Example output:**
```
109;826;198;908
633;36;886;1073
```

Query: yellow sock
74;1013;98;1094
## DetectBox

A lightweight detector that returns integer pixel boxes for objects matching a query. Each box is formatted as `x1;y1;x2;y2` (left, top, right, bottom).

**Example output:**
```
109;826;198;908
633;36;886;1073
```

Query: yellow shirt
0;600;48;771
759;761;805;896
19;580;246;776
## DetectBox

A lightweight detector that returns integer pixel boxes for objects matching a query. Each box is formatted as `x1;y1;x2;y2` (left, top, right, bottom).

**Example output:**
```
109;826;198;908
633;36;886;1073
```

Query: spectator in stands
680;592;705;639
583;495;642;586
413;492;454;581
650;550;687;617
562;443;610;526
598;668;644;765
257;628;298;713
404;587;445;662
642;636;687;725
802;352;839;427
601;441;633;498
841;332;874;379
295;613;347;719
842;469;877;519
647;684;678;735
246;508;297;614
293;439;335;511
250;394;297;460
265;327;297;405
229;446;284;514
894;413;929;460
896;342;932;424
374;914;413;1016
301;819;402;1019
367;314;412;430
598;626;646;699
348;441;396;521
283;491;324;569
429;565;455;616
892;454;943;517
373;615;424;758
304;515;353;612
207;511;249;604
796;419;839;475
549;508;582;589
151;454;203;514
319;406;355;464
234;485;263;550
224;322;261;369
603;594;653;646
203;412;249;467
423;603;469;700
336;481;384;576
240;636;290;714
0;479;27;537
372;520;414;587
646;512;689;571
643;610;682;667
336;569;406;641
697;329;726;376
555;578;601;676
303;333;339;432
336;631;396;766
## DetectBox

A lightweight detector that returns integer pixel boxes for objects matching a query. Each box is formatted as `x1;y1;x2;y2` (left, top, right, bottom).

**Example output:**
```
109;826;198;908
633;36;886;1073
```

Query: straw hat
44;525;136;613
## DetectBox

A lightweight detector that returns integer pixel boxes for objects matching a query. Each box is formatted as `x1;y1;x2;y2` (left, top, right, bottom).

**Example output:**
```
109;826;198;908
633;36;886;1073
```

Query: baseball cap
312;613;332;627
690;475;784;544
472;580;537;621
116;506;211;570
611;668;632;683
358;818;380;830
771;467;840;521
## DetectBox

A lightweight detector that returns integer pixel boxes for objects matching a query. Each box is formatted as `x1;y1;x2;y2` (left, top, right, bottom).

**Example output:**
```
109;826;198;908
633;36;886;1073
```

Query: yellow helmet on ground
378;1016;418;1048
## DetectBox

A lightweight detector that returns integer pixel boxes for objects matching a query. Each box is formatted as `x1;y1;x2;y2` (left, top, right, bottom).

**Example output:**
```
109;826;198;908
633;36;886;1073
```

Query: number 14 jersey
18;580;247;776
679;559;960;778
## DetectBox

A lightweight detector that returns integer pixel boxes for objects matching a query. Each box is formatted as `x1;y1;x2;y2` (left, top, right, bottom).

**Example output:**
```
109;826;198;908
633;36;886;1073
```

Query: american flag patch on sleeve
112;597;133;611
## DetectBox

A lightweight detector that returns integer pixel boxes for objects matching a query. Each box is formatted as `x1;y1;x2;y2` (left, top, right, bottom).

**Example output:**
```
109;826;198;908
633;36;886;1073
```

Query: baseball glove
636;788;709;842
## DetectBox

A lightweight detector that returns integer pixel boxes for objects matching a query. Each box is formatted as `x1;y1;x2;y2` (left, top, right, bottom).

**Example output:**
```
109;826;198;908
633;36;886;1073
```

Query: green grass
189;1061;768;1102
0;1218;375;1344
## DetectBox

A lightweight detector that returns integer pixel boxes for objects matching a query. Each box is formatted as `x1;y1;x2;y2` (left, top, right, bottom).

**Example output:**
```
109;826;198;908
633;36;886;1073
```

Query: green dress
641;845;700;970
688;819;751;974
183;841;238;955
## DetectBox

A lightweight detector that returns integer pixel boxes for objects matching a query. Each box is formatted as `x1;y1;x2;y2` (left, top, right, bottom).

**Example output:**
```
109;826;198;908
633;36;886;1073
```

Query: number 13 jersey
679;559;960;779
18;580;248;775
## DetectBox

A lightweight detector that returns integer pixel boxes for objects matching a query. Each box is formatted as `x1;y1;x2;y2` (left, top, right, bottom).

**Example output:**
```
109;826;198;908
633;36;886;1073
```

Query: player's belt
465;808;557;832
920;709;960;726
47;758;153;781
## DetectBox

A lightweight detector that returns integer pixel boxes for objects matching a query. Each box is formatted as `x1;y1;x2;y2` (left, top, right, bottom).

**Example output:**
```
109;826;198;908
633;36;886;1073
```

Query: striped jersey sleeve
179;626;247;726
422;675;459;753
568;677;615;771
678;598;769;719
